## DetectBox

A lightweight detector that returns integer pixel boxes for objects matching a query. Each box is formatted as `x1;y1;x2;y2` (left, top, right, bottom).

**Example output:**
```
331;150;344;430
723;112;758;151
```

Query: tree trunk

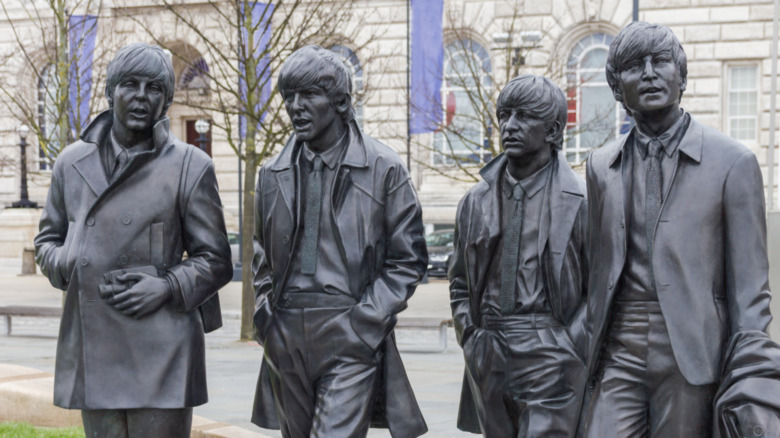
240;150;258;341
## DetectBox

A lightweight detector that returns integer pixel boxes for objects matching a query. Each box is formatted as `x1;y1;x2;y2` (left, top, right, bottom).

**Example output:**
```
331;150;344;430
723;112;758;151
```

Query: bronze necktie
300;155;323;275
646;139;663;270
500;183;524;315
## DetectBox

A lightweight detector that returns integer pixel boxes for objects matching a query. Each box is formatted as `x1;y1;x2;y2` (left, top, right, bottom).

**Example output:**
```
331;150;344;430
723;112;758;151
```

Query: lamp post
11;124;38;209
194;119;210;154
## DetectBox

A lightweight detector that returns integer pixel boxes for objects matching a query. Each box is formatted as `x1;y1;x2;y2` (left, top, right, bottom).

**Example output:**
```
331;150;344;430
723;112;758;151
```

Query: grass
0;422;85;438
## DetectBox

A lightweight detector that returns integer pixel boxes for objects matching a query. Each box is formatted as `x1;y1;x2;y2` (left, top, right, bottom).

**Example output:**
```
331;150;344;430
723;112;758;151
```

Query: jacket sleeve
566;196;589;361
449;195;475;347
34;157;73;291
252;167;275;345
723;150;773;334
350;164;428;351
166;159;233;312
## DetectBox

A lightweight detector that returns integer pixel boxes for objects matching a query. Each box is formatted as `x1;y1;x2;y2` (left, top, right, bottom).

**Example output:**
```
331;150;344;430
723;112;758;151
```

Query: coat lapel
546;153;584;291
72;147;109;198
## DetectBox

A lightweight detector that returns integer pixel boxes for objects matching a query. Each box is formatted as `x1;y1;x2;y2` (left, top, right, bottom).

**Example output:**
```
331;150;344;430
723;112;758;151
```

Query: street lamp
11;124;38;209
194;119;210;154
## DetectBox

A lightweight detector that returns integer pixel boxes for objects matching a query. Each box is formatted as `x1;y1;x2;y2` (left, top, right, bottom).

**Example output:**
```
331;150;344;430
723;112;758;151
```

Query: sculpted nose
291;93;302;112
641;58;657;79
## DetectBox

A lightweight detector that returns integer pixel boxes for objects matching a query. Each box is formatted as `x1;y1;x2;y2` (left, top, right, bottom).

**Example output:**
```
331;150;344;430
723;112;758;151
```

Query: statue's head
496;74;567;158
606;22;687;116
105;43;175;126
278;46;354;143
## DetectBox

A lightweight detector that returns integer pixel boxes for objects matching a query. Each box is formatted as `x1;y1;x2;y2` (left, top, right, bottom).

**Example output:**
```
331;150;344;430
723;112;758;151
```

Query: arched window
565;33;630;163
178;57;209;91
329;45;364;129
37;63;60;170
434;39;492;166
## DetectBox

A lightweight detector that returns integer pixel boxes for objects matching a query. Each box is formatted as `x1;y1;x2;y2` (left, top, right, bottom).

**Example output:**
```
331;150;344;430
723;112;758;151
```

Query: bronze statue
449;74;588;437
582;22;774;436
35;43;233;437
250;45;428;438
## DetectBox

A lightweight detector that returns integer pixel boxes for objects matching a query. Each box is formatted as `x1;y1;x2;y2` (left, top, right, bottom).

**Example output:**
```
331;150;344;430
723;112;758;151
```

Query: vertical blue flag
239;2;274;140
68;14;97;138
410;0;443;134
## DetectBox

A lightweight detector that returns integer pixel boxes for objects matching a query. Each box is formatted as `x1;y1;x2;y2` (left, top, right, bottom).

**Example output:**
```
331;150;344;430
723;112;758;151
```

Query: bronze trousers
464;314;585;438
263;305;381;438
584;301;716;437
81;407;192;438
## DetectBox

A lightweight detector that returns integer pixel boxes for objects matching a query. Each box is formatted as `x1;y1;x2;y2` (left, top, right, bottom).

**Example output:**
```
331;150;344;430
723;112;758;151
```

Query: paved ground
0;259;471;437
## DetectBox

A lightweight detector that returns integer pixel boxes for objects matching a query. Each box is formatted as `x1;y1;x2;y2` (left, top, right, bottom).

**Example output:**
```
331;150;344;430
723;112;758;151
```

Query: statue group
35;22;779;438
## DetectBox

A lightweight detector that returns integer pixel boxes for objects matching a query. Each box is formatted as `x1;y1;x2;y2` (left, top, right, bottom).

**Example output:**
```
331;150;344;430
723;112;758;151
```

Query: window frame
724;62;760;145
432;38;493;167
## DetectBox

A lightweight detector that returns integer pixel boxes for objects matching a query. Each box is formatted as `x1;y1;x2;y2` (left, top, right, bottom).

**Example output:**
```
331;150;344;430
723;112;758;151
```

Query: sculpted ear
545;120;562;145
334;93;351;116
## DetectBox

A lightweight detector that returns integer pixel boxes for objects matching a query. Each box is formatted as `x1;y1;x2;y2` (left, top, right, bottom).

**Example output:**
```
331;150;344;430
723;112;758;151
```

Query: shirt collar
634;110;690;159
302;131;348;170
502;161;551;200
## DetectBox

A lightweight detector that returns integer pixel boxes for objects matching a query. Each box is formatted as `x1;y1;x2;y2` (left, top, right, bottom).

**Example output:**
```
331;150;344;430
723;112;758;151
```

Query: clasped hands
98;272;171;319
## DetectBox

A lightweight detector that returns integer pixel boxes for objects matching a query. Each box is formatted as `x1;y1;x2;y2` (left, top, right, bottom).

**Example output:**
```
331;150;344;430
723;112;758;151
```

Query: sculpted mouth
129;108;148;116
641;87;663;95
293;119;311;129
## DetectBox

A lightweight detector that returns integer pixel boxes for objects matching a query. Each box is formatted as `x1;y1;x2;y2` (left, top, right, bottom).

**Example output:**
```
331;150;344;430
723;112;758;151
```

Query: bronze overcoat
250;121;428;437
584;116;773;389
448;151;589;432
35;111;233;409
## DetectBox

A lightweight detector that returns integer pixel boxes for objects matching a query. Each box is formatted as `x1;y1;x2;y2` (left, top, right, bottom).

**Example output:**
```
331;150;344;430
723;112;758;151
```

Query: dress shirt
286;133;352;298
101;131;153;180
480;161;551;316
618;111;690;301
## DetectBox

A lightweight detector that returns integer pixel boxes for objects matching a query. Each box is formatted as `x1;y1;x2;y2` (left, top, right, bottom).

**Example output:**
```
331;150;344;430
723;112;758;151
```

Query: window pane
727;65;758;142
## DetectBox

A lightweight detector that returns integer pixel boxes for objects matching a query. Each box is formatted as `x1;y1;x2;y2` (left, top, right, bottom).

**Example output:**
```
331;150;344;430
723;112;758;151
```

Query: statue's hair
278;45;354;123
496;74;567;150
105;43;175;115
606;21;687;104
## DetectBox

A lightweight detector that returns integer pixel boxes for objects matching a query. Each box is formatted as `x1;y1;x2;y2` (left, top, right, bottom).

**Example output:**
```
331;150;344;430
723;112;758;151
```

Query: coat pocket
150;222;164;272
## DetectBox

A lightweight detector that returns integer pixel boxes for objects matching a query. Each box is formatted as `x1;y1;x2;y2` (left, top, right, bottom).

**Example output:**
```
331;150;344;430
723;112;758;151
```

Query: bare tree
410;0;624;182
121;0;386;340
0;0;113;183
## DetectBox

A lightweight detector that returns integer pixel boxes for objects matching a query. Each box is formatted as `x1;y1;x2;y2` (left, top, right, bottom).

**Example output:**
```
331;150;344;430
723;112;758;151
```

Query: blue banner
410;0;443;134
68;14;97;139
239;2;274;140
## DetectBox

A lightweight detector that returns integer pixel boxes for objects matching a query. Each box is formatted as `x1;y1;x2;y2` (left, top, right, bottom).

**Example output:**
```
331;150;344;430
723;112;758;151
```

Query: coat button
86;217;95;226
80;257;89;266
121;215;132;225
283;235;289;244
754;425;764;436
608;280;615;289
118;255;128;266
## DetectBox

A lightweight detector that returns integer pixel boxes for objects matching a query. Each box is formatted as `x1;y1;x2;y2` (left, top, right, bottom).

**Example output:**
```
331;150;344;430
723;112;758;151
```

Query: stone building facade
0;0;775;240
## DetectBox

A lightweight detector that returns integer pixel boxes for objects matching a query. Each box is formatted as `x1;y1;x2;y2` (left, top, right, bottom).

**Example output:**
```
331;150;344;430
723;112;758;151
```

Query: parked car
425;229;454;278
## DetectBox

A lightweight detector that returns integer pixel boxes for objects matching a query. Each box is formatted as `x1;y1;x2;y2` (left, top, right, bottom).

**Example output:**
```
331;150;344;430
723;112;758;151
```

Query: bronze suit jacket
450;151;589;432
585;115;772;387
35;111;233;409
250;121;428;437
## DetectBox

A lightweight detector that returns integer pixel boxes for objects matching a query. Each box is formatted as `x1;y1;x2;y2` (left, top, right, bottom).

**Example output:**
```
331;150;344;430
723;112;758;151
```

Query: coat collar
269;120;368;172
609;111;701;168
80;110;174;151
73;111;173;198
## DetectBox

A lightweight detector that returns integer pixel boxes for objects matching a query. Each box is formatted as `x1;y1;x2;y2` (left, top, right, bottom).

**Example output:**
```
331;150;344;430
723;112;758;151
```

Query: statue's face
112;74;166;132
498;106;550;163
617;51;683;116
283;86;339;145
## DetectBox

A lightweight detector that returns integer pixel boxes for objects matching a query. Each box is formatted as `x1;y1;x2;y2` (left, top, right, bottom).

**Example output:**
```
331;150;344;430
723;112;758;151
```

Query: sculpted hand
104;272;171;319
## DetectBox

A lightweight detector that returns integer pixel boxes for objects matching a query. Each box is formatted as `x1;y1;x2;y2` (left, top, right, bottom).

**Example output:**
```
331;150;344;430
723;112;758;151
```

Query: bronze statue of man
35;43;233;437
250;45;428;438
449;74;588;437
582;22;773;436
